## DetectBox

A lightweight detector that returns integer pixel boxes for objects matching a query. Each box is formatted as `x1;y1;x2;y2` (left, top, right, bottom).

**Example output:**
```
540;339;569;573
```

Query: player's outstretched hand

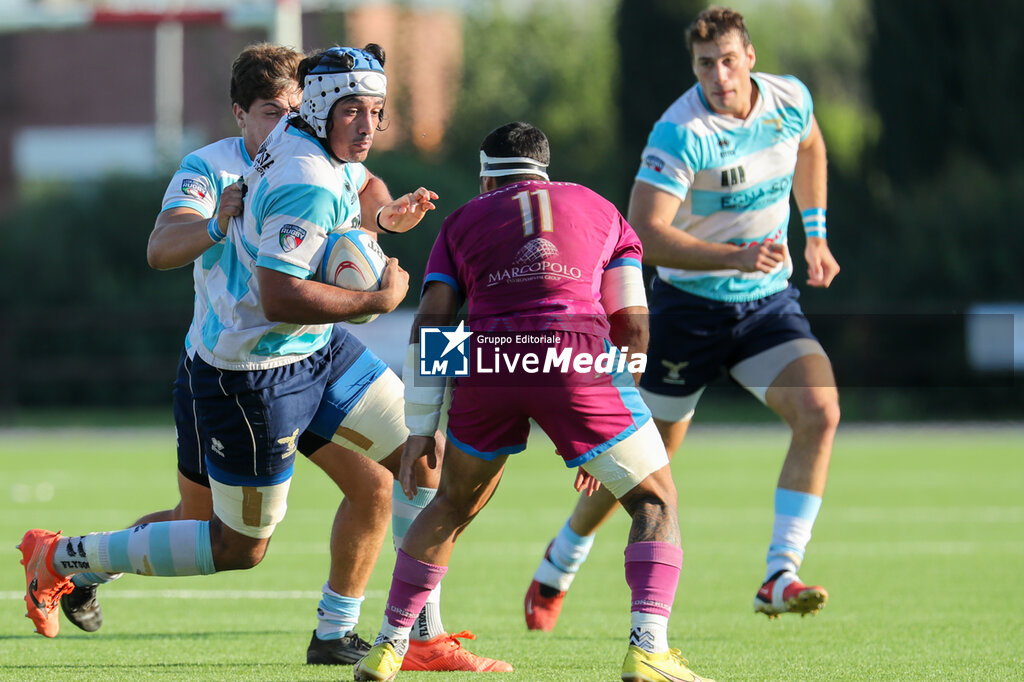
377;188;439;233
804;239;840;287
735;241;786;273
574;468;601;497
377;258;410;313
400;435;438;499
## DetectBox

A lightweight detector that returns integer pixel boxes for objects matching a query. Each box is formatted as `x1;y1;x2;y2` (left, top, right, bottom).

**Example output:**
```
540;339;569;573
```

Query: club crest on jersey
279;224;307;252
181;178;209;200
643;154;665;173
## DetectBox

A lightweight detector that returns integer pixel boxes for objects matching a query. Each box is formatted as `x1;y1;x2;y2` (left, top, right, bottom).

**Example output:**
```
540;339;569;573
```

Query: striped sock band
315;583;363;641
64;521;216;578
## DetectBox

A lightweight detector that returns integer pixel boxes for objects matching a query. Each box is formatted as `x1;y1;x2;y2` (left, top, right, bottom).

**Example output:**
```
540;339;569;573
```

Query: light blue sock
391;481;445;640
391;481;436;550
533;519;595;591
54;521;216;578
315;582;364;641
766;488;822;580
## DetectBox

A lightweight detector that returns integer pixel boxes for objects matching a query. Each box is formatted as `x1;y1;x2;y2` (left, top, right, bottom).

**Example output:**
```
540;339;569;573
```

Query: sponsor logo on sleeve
181;178;210;200
279;224;307;252
643;154;665;173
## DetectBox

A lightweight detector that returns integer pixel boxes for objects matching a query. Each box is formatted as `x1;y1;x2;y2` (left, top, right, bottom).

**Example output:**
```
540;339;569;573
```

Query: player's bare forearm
148;183;244;270
147;209;219;270
628;181;752;271
409;282;459;343
258;263;408;324
793;117;827;212
358;172;392;235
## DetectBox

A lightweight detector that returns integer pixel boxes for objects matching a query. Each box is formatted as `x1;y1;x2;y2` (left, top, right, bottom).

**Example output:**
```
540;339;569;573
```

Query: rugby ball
318;229;387;324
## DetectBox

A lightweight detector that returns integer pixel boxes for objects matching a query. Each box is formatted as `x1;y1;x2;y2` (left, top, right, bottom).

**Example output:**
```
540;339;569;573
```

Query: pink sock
624;541;682;617
385;549;448;628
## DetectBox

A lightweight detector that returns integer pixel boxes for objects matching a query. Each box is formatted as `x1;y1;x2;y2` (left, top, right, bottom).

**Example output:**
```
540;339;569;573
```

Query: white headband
300;70;388;138
479;151;549;180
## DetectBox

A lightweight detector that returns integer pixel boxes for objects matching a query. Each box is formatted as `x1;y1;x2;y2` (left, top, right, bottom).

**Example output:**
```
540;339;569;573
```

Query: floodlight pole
272;0;303;50
154;20;185;167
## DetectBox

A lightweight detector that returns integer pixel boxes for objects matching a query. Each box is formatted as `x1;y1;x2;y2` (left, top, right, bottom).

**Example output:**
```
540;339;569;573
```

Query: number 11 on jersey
513;189;553;236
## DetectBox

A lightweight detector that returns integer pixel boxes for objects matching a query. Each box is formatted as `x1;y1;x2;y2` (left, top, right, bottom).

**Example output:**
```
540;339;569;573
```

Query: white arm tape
403;343;447;436
601;265;647;315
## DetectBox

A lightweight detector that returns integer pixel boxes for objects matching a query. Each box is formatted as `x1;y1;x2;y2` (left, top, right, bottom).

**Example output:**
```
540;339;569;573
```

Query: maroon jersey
424;180;643;334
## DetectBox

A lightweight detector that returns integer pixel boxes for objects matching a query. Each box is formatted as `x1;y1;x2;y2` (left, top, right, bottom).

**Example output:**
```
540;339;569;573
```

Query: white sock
376;620;411;656
629;612;669;654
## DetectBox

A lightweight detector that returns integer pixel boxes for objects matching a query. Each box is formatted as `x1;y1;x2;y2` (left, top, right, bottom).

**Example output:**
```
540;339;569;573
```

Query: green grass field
2;424;1022;681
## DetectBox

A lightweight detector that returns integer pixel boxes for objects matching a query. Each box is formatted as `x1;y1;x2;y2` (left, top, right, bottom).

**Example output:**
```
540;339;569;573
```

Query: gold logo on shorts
277;428;300;458
661;360;689;385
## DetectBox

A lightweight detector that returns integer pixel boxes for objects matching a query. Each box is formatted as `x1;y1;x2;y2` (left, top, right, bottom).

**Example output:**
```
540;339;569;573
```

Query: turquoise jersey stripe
201;302;227;352
423;272;461;297
249;176;272;236
162;198;208;216
607;257;641;269
256;183;340;233
256;254;312;279
180;152;217;183
691;174;794;216
221;242;253;303
665;268;790;302
200;242;224;270
251;328;332;358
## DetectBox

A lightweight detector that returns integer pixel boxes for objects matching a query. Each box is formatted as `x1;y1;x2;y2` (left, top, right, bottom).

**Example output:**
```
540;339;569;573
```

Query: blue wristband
207;216;226;243
800;208;827;239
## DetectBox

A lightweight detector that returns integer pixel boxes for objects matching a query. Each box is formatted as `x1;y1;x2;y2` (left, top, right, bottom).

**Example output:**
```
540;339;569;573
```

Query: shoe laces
343;630;372;650
47;580;75;613
443;630;477;649
668;648;689;666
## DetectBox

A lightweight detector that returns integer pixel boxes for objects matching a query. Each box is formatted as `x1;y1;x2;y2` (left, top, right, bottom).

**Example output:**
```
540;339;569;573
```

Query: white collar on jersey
479;151;549;180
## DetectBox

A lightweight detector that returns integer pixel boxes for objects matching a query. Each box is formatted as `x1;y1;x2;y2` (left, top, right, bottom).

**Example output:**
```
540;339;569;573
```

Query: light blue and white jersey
636;73;813;302
160;137;252;357
196;116;367;370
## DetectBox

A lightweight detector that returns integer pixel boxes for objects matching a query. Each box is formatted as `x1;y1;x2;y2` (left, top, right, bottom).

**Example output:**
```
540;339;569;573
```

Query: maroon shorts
444;331;652;467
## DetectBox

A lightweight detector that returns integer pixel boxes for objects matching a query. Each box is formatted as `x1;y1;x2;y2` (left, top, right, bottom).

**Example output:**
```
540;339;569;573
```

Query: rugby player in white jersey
23;43;507;672
51;42;384;663
525;6;841;631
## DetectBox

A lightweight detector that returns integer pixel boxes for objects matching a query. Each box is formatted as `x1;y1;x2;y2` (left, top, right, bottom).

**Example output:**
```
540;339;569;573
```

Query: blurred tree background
1;0;1020;419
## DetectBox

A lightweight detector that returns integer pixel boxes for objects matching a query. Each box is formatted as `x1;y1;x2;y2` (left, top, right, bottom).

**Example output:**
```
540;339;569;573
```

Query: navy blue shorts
189;326;365;486
639;280;818;397
171;348;207;486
